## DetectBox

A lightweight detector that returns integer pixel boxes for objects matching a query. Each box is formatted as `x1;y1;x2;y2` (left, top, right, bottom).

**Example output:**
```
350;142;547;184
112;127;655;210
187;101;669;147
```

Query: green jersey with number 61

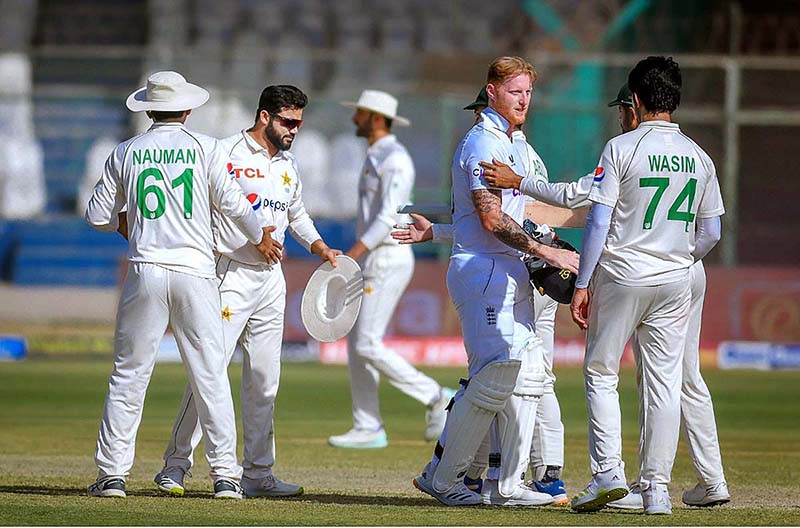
588;120;725;286
86;122;263;279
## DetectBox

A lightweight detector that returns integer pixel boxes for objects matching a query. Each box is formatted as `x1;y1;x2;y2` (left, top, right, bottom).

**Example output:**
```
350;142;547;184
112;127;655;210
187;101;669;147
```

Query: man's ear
486;83;497;103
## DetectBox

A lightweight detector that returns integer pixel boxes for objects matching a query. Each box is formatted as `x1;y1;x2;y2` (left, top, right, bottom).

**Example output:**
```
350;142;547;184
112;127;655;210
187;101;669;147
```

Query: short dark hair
256;85;308;119
148;110;186;121
628;56;682;114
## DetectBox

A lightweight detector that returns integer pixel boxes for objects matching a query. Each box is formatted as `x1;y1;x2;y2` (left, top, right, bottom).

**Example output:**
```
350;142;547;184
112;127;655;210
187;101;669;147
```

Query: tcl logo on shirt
227;162;265;179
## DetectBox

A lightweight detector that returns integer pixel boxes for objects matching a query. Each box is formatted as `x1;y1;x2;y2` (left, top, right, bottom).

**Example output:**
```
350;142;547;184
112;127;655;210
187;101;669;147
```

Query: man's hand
311;239;342;267
255;226;283;264
571;287;591;330
538;245;580;274
391;213;433;244
480;159;523;190
346;240;369;261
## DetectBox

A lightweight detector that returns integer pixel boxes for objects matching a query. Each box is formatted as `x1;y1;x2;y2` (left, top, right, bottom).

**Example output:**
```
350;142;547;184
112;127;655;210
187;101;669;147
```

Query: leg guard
431;359;520;493
489;339;547;497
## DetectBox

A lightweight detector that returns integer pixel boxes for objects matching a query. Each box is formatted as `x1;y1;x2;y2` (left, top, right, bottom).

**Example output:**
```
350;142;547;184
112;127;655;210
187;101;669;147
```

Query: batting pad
488;338;547;496
488;390;540;496
431;359;520;493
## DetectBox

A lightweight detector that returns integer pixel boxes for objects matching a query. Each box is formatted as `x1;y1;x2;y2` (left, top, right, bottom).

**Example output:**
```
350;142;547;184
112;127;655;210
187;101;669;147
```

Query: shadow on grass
0;486;435;507
0;485;172;498
0;486;648;514
296;492;437;507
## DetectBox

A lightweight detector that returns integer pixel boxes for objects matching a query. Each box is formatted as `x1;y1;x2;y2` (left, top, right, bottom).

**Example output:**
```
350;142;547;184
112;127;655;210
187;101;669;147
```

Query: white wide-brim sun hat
340;89;411;126
301;255;364;343
126;71;210;112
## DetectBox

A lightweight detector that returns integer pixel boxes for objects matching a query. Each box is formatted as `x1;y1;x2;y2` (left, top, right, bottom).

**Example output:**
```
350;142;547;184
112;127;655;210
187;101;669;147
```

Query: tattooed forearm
494;212;543;254
472;189;543;255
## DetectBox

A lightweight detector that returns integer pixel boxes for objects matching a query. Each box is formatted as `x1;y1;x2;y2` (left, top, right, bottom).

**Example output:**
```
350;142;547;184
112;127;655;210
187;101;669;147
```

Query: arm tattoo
472;189;543;254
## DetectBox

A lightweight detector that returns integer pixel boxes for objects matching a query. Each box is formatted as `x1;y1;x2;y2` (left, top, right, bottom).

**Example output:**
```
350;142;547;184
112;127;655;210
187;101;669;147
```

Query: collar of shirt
148;122;185;131
241;129;290;162
638;120;679;129
367;133;396;156
511;129;526;141
481;107;512;136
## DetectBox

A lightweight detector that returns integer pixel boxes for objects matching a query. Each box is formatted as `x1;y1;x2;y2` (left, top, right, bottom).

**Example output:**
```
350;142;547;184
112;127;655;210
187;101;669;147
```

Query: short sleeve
587;141;620;207
463;135;507;192
697;159;725;218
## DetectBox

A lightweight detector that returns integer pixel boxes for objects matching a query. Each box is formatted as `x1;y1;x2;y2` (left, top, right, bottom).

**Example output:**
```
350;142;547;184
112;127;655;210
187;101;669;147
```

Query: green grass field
1;358;799;525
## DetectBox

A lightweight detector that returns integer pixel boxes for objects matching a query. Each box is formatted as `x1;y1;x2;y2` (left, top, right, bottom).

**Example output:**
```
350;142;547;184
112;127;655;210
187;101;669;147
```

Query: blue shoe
328;428;388;449
463;475;483;494
533;478;569;506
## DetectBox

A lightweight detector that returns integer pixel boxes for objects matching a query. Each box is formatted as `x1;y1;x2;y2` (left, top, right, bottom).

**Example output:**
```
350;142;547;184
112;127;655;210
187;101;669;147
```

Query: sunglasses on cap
271;113;303;130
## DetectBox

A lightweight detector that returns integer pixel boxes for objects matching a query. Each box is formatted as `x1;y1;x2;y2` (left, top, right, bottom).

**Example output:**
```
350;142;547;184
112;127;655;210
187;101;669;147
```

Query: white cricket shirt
86;122;263;279
451;108;527;257
213;130;321;266
589;120;725;286
434;129;542;245
356;134;415;250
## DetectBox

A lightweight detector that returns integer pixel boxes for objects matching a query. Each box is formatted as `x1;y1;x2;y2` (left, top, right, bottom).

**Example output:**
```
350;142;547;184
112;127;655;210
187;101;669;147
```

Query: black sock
541;465;562;483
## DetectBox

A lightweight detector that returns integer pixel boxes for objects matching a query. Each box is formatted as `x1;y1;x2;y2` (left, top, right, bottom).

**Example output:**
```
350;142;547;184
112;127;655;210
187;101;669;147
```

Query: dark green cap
607;83;633;107
464;87;488;111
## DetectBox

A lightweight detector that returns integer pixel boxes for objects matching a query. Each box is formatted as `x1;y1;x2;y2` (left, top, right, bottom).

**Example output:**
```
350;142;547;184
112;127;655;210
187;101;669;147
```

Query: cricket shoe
424;387;456;441
154;467;185;496
213;478;244;499
481;479;554;506
682;481;730;507
242;474;304;497
463;475;483;494
570;468;628;512
88;477;126;498
643;483;672;515
531;478;569;506
412;462;482;506
328;427;388;449
607;484;644;510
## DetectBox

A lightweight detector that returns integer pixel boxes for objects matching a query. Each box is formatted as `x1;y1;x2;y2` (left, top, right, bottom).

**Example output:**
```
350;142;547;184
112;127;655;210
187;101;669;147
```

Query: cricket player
327;90;454;449
411;56;579;507
154;85;340;498
481;82;730;510
394;88;569;506
85;71;278;499
569;56;725;515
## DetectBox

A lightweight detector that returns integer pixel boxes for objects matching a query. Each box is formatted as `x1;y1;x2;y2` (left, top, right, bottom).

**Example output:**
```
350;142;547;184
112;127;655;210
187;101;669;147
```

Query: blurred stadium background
0;0;799;370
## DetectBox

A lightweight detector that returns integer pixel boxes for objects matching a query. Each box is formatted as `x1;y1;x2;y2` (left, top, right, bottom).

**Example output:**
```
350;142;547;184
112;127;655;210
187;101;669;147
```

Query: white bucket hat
341;89;411;126
301;255;364;342
126;71;210;113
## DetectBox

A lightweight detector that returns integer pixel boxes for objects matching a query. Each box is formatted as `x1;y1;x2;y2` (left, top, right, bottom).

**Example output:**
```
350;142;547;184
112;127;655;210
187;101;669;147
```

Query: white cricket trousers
530;289;564;471
347;244;441;431
444;252;542;485
633;261;726;485
584;266;690;489
94;262;242;481
162;256;286;480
